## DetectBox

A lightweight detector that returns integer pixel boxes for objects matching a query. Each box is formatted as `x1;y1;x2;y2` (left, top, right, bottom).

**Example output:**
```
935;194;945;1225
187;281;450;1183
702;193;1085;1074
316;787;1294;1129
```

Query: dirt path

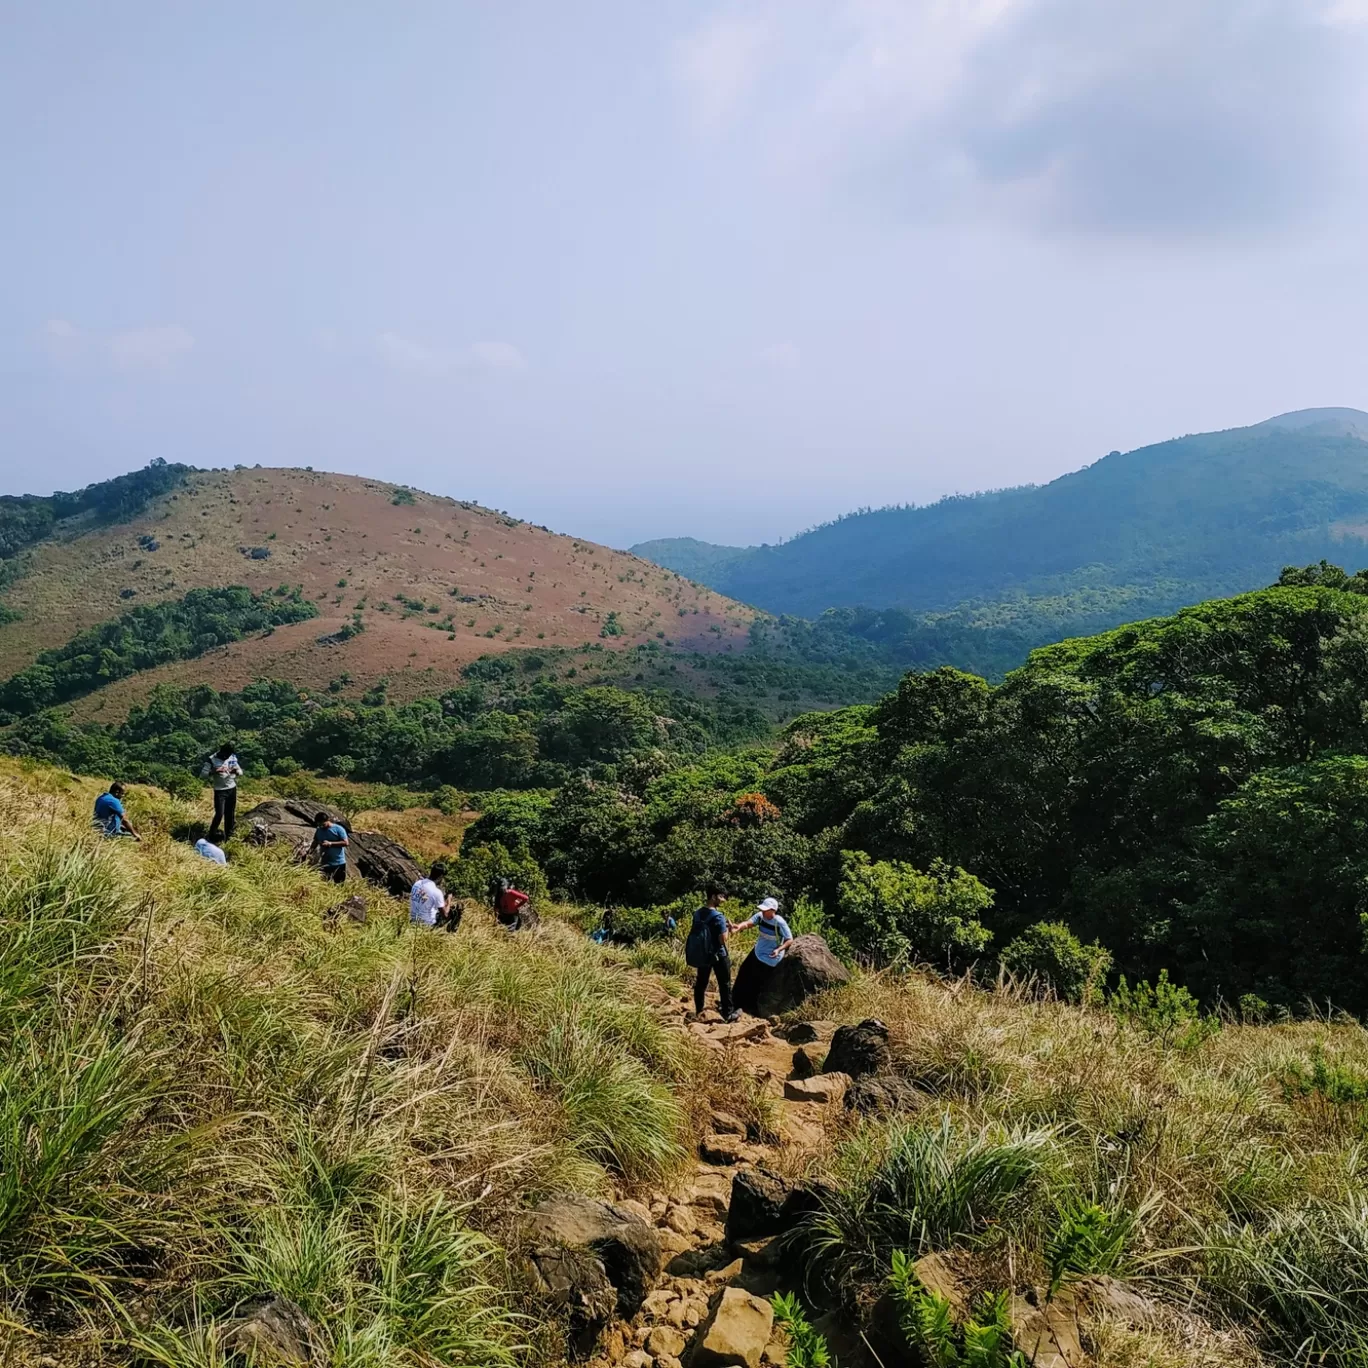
588;978;844;1368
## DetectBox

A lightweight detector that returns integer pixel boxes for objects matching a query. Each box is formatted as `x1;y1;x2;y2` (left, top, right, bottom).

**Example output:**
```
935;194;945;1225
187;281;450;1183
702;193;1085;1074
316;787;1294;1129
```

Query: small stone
646;1325;687;1358
700;1136;752;1166
656;1356;683;1368
642;1290;677;1319
624;1350;654;1368
666;1301;690;1328
782;1073;849;1104
706;1257;745;1284
693;1287;775;1368
664;1204;697;1235
732;1236;779;1268
684;1304;704;1328
619;1199;654;1226
710;1110;748;1136
604;1326;629;1362
658;1228;694;1256
634;1325;652;1346
762;1335;789;1366
790;1046;820;1079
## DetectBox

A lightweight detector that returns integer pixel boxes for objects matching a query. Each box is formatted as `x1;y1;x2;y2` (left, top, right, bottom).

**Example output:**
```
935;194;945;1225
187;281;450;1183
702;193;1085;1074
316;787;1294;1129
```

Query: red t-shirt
497;887;529;915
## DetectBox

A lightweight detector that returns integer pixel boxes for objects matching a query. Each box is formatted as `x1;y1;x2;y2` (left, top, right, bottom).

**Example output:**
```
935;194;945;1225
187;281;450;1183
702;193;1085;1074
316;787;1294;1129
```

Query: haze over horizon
4;3;1368;547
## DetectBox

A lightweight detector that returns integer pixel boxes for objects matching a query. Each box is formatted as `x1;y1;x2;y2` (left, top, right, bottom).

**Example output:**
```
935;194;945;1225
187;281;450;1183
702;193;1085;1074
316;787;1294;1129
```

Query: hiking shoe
724;1010;743;1023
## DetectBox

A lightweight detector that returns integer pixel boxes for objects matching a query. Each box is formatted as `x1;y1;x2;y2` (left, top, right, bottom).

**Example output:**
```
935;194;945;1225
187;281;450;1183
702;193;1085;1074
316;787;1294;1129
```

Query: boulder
323;894;368;926
220;1295;317;1365
524;1196;663;1320
845;1075;926;1117
782;1073;849;1105
750;936;849;1017
789;1046;819;1080
822;1020;890;1079
710;1110;748;1137
527;1244;618;1357
692;1288;774;1368
241;799;425;898
781;1021;835;1045
724;1169;792;1244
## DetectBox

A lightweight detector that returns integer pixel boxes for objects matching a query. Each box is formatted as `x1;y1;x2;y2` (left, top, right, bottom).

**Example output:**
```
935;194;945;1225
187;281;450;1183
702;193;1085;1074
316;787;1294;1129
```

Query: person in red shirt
495;881;531;930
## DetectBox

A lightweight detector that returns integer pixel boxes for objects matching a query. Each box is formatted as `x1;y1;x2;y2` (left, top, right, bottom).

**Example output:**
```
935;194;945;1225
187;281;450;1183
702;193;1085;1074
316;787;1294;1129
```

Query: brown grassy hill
0;466;756;704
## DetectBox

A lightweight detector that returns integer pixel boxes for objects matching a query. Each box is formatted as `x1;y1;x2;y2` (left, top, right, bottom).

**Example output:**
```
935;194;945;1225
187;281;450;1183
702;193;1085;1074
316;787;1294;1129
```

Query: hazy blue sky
4;2;1368;546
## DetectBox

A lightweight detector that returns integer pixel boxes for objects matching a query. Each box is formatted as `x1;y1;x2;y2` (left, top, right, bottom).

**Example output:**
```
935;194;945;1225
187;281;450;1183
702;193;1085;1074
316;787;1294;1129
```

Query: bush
999;921;1112;1003
1109;970;1219;1050
447;841;548;905
834;851;993;968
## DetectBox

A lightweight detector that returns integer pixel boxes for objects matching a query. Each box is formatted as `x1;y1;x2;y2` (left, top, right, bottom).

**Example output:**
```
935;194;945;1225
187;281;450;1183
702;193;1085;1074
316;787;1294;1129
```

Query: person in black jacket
688;885;740;1021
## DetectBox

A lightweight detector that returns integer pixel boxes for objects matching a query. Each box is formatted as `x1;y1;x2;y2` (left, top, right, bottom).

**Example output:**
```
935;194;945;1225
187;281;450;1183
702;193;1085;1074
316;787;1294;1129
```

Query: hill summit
631;408;1368;646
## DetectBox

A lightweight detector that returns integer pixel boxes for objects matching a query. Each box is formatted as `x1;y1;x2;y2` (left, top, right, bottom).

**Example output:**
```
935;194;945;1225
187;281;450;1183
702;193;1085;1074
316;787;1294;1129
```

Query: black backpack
685;907;716;969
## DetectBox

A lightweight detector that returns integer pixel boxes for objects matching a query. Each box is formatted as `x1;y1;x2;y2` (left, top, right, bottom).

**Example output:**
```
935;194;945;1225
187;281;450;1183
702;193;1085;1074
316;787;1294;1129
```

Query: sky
4;1;1368;548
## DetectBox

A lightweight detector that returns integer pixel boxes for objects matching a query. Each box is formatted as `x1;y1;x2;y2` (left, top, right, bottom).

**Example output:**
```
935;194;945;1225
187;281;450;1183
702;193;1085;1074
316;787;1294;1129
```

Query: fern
889;1252;1025;1368
771;1291;833;1368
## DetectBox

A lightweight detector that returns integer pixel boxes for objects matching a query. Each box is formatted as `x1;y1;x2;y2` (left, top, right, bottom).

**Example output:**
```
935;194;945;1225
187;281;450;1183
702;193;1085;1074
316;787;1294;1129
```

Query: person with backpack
730;897;795;1015
201;742;243;842
686;885;739;1022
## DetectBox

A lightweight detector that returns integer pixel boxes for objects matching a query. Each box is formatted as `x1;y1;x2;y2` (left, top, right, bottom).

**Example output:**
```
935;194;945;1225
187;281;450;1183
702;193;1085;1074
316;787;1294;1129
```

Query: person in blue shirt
311;811;349;883
93;783;141;840
730;897;795;1016
690;885;739;1022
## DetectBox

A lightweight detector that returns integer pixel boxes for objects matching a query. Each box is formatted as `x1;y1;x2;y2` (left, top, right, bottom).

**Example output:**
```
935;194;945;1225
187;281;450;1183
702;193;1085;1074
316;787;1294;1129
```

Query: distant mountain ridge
632;409;1368;638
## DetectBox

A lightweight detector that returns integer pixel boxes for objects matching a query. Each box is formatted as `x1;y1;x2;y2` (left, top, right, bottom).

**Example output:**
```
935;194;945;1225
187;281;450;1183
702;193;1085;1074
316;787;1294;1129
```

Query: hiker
201;742;243;842
730;896;794;1016
686;885;739;1022
410;861;461;931
194;837;228;865
495;880;531;930
310;811;349;883
93;782;141;840
590;907;617;945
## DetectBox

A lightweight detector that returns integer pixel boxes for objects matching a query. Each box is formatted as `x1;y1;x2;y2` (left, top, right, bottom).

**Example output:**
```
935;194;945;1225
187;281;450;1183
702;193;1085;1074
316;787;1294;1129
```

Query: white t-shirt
194;838;228;865
410;878;445;927
201;753;242;791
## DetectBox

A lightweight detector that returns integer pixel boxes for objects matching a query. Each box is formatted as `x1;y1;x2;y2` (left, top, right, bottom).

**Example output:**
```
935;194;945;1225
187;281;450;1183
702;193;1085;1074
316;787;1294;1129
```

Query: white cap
757;897;780;912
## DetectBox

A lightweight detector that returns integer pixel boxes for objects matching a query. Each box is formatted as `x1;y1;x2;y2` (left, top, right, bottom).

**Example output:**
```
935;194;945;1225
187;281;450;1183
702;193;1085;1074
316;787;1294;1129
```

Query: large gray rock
526;1244;617;1358
692;1287;774;1368
749;935;848;1017
242;799;424;898
523;1195;663;1321
845;1074;927;1117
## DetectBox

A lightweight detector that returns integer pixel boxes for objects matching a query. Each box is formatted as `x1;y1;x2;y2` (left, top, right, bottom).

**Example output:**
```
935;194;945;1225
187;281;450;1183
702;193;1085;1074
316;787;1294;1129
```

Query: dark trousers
694;955;733;1016
208;787;237;841
321;863;346;884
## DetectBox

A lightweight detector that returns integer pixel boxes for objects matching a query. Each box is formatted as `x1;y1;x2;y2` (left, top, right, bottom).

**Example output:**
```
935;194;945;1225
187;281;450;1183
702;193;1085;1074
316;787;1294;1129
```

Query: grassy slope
0;759;726;1367
0;468;755;708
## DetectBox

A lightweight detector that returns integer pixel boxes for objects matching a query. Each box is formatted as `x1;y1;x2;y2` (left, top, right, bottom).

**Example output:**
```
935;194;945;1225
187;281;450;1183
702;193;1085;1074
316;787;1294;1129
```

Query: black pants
321;863;346;884
208;787;237;841
694;955;733;1016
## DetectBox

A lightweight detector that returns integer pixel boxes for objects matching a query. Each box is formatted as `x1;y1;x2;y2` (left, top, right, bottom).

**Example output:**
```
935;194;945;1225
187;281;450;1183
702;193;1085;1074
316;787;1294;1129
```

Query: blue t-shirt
93;792;125;836
694;905;729;960
312;822;348;867
746;912;794;967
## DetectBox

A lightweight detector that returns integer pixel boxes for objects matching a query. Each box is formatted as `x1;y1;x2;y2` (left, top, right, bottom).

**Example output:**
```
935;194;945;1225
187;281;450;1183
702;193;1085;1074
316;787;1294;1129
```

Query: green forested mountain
633;409;1368;648
626;536;755;582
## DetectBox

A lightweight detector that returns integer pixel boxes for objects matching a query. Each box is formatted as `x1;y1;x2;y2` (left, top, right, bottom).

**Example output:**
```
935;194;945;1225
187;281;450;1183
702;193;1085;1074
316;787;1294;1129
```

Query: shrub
834;851;993;967
889;1253;1024;1368
771;1292;833;1368
447;841;548;905
1044;1196;1135;1294
999;921;1112;1003
1109;970;1219;1050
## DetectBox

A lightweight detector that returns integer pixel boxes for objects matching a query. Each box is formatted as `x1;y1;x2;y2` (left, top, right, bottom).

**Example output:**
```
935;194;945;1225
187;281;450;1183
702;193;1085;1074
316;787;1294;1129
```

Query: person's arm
200;759;213;778
228;758;243;776
777;920;795;953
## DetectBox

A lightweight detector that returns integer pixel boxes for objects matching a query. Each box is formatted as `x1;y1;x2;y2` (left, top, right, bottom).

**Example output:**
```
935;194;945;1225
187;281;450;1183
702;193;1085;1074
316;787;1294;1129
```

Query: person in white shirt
730;897;796;1016
201;742;244;842
194;837;228;865
410;862;461;930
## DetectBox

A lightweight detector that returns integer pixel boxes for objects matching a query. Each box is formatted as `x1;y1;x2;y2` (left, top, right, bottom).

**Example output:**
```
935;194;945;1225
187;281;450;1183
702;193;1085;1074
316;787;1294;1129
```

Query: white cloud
674;14;770;130
377;332;526;376
109;323;194;370
40;318;86;364
757;340;800;369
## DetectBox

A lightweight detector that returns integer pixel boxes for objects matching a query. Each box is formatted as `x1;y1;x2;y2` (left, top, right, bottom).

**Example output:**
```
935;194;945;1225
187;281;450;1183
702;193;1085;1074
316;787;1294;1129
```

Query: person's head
315;811;331;828
430;861;447;885
705;884;725;908
756;896;780;921
216;742;236;760
109;782;126;798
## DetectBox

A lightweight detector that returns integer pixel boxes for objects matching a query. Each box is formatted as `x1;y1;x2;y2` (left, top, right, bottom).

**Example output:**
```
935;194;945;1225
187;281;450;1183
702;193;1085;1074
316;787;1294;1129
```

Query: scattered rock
657;1356;683;1368
781;1021;835;1045
687;1172;733;1218
823;1020;890;1079
646;1325;688;1359
789;1046;820;1079
618;1198;654;1226
750;937;849;1017
844;1075;926;1116
693;1287;775;1368
623;1350;653;1368
724;1169;792;1243
710;1110;748;1136
323;894;368;926
782;1073;849;1105
524;1195;663;1321
706;1257;745;1285
732;1236;780;1269
700;1136;755;1166
1009;1287;1086;1368
220;1295;317;1365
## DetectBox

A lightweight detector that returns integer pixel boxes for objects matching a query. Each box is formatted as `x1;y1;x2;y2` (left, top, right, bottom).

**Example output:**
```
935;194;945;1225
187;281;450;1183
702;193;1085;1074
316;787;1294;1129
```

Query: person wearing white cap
730;896;795;1016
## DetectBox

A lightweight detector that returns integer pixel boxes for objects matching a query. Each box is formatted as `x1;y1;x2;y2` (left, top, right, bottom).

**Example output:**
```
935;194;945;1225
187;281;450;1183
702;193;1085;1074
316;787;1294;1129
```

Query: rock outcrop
220;1295;317;1365
524;1195;664;1353
241;798;425;897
